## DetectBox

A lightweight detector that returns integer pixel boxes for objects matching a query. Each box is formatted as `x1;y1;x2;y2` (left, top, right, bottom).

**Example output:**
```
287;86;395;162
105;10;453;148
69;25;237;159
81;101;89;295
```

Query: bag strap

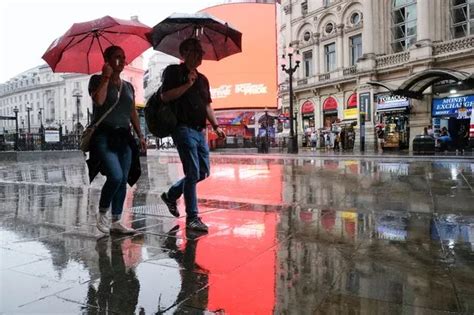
91;79;123;128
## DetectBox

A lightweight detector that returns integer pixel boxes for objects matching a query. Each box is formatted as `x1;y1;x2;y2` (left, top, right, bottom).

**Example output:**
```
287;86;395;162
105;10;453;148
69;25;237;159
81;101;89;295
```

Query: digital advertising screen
200;3;278;110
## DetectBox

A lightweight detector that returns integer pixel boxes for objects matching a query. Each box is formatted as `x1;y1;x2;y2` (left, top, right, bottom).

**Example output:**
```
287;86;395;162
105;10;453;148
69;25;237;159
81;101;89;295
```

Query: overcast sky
0;0;224;82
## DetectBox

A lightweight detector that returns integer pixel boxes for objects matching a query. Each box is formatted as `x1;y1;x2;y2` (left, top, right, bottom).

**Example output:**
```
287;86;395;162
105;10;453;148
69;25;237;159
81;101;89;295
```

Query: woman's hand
139;135;146;153
101;62;113;78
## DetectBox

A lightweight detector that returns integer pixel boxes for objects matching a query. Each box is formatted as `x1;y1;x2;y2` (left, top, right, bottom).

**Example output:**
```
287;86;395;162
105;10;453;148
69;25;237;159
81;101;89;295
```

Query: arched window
391;0;417;53
451;0;474;38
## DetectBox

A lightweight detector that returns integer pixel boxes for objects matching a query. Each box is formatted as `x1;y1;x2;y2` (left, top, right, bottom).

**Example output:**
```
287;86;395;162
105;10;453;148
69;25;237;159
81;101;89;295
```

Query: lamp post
281;47;301;154
73;91;82;133
26;102;31;134
265;107;269;153
38;107;44;131
13;106;19;151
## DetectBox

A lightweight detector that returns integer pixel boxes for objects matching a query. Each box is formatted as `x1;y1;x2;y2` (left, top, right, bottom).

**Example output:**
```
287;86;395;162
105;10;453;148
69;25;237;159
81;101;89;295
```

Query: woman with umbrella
89;45;146;235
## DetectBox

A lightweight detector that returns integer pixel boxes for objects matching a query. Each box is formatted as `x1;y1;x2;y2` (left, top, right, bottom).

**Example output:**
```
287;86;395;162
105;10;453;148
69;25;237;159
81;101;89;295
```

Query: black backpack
144;86;177;138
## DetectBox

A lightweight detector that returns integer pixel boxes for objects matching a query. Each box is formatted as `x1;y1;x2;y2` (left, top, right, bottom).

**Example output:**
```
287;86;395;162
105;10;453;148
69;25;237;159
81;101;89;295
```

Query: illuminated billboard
200;3;277;110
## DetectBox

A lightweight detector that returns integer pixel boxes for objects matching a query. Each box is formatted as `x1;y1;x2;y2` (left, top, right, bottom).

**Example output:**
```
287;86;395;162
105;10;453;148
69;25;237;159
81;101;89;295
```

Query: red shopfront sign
347;93;357;108
323;97;338;111
301;100;314;114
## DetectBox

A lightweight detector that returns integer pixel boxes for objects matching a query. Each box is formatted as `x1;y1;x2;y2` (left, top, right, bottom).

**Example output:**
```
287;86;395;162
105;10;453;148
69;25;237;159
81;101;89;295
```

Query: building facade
279;0;474;151
0;58;145;135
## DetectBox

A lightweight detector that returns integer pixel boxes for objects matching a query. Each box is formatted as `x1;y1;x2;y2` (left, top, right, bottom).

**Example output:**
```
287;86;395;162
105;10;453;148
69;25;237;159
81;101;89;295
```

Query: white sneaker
110;221;136;235
96;212;110;234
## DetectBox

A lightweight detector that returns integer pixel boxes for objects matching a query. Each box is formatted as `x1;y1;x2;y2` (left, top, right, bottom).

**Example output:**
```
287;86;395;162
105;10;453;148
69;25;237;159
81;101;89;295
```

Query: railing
297;78;308;85
319;73;331;81
0;132;81;151
375;51;410;68
433;36;474;55
343;65;357;76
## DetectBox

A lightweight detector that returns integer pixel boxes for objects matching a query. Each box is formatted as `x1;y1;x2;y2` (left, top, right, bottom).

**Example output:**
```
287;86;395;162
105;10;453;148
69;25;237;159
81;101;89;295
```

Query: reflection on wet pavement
1;155;474;314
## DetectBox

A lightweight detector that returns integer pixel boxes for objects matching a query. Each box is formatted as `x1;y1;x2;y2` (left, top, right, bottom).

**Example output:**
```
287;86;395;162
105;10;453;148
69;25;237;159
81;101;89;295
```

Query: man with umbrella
160;38;225;232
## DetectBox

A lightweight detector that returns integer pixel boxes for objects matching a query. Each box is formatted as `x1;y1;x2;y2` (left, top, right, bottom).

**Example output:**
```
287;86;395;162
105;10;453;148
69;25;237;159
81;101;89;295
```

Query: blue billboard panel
432;95;474;117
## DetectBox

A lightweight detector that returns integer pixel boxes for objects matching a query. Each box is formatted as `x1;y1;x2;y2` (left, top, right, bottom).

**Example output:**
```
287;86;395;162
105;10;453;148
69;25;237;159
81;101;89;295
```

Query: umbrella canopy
42;16;151;74
148;12;242;61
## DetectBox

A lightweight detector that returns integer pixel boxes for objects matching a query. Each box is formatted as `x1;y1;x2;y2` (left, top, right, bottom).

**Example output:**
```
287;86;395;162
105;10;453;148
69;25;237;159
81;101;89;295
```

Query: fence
0;132;81;151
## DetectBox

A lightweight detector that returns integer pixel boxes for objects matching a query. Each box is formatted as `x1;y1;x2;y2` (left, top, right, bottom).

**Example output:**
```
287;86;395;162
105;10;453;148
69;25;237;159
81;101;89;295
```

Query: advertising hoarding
200;3;277;110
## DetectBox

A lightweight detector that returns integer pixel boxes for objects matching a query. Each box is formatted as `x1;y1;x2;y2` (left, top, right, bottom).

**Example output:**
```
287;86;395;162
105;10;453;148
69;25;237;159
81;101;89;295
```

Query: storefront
432;95;473;149
301;100;315;147
375;93;410;150
322;96;339;129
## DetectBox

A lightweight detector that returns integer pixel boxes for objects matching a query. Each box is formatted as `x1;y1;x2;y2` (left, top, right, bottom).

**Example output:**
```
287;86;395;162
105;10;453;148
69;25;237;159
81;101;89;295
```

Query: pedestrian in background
160;38;225;232
88;45;146;235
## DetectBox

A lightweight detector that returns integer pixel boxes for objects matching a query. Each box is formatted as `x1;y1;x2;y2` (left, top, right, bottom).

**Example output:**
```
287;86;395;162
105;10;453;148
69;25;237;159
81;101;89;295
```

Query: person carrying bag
80;81;122;152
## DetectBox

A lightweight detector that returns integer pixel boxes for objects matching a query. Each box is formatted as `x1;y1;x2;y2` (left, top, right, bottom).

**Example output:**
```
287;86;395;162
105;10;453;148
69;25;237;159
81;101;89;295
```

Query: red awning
347;93;357;108
301;100;314;114
323;97;338;111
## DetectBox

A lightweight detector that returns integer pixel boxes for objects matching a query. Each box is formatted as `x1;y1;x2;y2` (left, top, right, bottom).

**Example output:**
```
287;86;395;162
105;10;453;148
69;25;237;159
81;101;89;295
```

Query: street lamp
73;91;82;134
281;46;301;154
26;102;31;134
38;107;44;131
265;107;269;153
13;106;19;151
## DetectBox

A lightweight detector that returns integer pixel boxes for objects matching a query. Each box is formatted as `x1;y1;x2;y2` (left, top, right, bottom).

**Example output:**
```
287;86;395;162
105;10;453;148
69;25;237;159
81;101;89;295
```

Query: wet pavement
1;151;474;314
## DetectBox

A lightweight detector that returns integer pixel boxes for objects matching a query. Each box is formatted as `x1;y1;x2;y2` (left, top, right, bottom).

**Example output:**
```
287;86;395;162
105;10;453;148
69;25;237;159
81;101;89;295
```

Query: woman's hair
103;45;123;61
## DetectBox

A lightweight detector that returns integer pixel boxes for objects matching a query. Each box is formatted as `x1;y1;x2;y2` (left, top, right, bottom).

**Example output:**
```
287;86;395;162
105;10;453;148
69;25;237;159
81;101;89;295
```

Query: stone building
0;58;145;135
279;0;474;151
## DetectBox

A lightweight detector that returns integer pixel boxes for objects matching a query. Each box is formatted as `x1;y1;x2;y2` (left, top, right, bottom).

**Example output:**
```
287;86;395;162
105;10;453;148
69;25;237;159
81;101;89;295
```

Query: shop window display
379;113;410;149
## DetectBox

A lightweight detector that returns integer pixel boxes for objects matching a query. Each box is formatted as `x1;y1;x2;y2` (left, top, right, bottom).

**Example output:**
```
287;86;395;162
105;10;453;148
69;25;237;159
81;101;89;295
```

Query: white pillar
416;0;431;45
314;33;321;75
336;24;344;70
361;0;374;58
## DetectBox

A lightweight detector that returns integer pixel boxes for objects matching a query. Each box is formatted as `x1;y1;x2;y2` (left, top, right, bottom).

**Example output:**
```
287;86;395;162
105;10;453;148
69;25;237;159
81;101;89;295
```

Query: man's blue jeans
95;132;132;221
167;126;210;220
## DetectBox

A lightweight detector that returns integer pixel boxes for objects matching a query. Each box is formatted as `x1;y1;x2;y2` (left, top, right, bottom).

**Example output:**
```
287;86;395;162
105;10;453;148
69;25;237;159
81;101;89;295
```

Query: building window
350;34;362;65
350;12;361;25
301;0;308;15
323;0;331;7
391;0;417;53
303;50;313;77
303;31;311;41
451;0;474;38
325;22;335;35
324;43;336;72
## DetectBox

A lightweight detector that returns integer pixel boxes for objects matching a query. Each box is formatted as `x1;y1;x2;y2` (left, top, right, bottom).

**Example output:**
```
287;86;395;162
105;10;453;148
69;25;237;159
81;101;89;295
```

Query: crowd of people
304;126;355;152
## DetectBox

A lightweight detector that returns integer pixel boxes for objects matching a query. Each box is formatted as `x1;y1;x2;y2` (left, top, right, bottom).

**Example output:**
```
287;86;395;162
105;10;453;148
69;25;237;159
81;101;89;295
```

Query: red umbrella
42;15;151;74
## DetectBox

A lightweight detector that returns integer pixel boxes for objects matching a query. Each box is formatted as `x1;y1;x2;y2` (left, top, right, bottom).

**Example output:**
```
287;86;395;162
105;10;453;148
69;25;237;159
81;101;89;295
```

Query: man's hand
214;127;226;139
187;70;198;86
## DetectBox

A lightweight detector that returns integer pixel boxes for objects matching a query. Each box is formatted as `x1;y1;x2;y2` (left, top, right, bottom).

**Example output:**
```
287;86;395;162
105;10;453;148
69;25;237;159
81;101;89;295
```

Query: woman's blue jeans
167;126;210;220
95;132;132;220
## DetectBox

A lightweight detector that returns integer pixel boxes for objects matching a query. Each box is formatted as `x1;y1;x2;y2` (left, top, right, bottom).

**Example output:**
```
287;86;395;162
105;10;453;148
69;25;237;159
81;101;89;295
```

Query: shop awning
368;68;474;100
347;93;357;108
301;100;314;114
323;97;338;111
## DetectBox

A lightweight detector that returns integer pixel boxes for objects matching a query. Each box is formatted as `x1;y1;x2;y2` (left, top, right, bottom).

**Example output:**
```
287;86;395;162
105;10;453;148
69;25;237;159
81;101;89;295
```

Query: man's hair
179;38;202;56
103;45;123;61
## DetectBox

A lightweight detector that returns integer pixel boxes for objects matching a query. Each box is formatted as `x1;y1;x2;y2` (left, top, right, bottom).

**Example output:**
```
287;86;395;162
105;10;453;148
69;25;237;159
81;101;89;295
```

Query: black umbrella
147;12;242;61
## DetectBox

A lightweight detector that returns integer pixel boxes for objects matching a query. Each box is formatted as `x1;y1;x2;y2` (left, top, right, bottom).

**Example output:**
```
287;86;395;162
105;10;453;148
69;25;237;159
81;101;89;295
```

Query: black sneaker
186;217;209;233
161;192;179;217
